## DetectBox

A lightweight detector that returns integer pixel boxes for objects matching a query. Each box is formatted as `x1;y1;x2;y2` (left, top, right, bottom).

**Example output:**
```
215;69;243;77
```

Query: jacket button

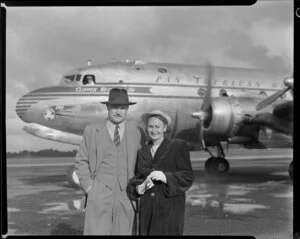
150;192;155;197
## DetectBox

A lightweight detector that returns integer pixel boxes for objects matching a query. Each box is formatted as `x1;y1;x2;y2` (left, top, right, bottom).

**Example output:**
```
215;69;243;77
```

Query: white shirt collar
150;137;164;157
106;120;125;141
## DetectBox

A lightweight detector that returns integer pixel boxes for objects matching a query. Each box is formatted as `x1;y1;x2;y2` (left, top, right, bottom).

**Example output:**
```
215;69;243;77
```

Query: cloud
6;92;24;120
250;20;293;71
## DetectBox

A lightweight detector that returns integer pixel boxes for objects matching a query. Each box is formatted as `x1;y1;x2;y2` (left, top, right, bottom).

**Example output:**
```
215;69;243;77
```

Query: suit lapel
125;121;134;164
94;120;137;182
140;143;153;162
95;121;107;173
125;121;139;182
153;138;170;164
140;138;170;165
95;121;107;144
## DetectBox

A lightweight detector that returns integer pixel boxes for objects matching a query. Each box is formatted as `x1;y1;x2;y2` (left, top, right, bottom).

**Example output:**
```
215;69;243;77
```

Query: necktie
114;124;120;147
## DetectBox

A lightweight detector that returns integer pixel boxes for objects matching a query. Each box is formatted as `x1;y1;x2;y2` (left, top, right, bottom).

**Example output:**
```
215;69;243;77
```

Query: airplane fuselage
16;61;292;147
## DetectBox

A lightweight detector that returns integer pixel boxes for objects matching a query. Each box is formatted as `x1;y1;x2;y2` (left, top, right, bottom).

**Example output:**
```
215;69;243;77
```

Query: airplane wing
243;100;293;136
191;63;293;154
23;123;82;145
243;75;293;137
247;76;293;136
190;65;293;179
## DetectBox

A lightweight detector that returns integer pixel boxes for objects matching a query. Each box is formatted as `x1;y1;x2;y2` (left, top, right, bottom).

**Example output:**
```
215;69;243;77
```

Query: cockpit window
83;74;96;85
76;74;82;81
64;75;76;83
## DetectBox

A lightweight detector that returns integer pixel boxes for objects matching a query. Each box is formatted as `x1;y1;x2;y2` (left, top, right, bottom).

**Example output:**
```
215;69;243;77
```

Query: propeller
256;76;293;111
192;62;213;150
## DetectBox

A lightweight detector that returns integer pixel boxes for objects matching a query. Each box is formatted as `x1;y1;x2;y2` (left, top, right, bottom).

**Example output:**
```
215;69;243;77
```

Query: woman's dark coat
127;138;194;235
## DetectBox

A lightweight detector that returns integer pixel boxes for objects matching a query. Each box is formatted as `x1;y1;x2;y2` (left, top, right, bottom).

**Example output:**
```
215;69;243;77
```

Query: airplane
15;59;293;188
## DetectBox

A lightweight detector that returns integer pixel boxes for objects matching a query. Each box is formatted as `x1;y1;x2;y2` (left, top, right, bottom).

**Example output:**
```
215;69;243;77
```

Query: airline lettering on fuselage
272;82;285;89
99;87;136;93
55;105;64;110
100;87;110;92
203;78;260;88
156;75;264;88
193;75;202;84
75;87;98;92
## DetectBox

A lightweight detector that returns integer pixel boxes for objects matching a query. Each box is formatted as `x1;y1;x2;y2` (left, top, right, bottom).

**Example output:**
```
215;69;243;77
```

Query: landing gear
66;164;81;189
289;160;293;181
204;157;214;172
205;157;230;176
204;143;230;176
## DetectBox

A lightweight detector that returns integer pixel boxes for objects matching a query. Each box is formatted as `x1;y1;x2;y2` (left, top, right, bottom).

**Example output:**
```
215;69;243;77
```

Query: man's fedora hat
101;88;136;105
142;110;172;126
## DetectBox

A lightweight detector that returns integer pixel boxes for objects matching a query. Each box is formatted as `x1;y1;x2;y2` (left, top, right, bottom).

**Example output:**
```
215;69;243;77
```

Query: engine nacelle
203;96;257;137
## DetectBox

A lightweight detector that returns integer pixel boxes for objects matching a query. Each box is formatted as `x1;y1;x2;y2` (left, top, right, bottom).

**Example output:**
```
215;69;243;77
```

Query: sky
5;1;294;153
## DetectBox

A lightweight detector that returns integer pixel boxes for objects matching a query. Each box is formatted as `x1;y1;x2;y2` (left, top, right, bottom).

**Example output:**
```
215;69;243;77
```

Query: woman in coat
127;110;194;235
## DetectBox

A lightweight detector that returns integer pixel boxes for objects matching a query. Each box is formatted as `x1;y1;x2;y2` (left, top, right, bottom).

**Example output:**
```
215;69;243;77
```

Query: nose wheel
205;156;230;176
203;143;230;176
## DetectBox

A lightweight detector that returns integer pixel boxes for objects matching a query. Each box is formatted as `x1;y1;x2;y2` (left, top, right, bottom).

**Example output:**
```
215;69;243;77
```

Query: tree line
6;149;78;158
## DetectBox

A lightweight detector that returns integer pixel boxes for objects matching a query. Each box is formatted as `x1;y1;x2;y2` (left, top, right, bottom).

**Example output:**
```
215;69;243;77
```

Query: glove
136;183;146;195
148;170;167;184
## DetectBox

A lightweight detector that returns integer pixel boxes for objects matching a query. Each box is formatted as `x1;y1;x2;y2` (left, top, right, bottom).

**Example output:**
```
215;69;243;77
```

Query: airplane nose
16;94;31;122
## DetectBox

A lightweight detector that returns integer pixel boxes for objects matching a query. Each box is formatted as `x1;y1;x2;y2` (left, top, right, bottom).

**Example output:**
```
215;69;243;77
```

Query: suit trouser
83;179;135;235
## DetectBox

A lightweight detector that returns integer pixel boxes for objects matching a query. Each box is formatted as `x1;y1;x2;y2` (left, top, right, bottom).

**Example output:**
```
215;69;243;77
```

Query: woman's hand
136;183;146;195
148;170;167;184
144;176;154;190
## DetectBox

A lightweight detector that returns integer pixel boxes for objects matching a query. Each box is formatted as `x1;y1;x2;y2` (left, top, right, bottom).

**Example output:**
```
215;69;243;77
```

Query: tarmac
4;148;294;238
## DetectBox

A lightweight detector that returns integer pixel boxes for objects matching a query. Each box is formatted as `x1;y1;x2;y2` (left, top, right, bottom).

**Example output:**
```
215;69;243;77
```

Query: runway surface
4;148;293;237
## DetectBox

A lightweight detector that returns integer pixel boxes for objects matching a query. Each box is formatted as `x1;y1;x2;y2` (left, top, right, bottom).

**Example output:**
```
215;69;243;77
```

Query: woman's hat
101;88;136;105
142;110;172;126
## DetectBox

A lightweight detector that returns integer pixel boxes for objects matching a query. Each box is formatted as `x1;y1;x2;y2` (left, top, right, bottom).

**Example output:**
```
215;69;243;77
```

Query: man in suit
75;88;141;235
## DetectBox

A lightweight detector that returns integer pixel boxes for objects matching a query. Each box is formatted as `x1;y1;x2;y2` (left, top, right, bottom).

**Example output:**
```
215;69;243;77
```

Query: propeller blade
192;112;206;149
256;87;290;111
202;62;213;111
199;118;205;149
199;62;214;149
192;62;214;151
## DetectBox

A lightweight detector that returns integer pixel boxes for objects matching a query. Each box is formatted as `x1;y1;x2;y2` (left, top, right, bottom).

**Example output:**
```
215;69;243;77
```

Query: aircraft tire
66;164;81;189
289;160;293;181
210;157;230;176
205;157;216;173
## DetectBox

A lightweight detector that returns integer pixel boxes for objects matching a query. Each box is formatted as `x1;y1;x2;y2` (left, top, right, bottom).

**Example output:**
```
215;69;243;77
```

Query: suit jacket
75;120;142;193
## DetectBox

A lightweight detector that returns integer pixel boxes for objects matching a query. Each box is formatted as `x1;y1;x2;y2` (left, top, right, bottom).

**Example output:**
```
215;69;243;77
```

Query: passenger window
259;91;267;96
219;89;228;97
197;88;206;96
158;68;167;73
